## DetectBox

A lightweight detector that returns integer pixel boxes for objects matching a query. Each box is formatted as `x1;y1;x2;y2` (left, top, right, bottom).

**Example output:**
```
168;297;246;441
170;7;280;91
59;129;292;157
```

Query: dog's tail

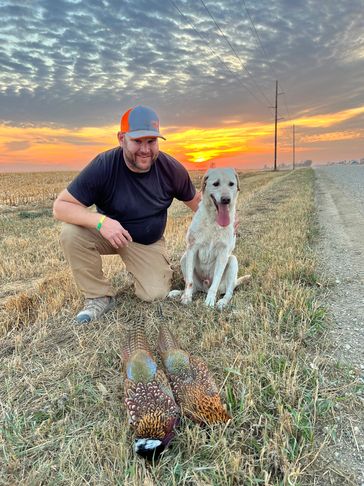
235;274;251;289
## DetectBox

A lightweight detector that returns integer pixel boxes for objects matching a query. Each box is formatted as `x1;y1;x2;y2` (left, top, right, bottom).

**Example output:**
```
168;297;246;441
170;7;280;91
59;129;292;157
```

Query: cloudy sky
1;0;363;171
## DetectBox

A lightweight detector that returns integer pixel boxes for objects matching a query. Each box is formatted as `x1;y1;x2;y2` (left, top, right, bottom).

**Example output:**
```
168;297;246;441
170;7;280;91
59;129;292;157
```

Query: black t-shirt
67;147;196;245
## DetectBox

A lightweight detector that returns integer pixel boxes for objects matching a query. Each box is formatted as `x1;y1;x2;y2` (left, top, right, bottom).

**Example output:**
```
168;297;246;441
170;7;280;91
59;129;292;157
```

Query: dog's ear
202;174;209;193
235;170;240;191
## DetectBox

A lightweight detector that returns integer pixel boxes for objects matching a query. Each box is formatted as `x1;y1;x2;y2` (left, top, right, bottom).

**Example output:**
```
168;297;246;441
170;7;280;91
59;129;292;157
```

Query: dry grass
0;168;342;485
0;171;77;208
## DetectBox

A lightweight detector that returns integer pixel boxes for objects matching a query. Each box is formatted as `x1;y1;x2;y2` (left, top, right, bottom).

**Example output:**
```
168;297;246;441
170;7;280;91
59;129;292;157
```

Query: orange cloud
288;105;364;129
300;130;364;143
0;124;115;168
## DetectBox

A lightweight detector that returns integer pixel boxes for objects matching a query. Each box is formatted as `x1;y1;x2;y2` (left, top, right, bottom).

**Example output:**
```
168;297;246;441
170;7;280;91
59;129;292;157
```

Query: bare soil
314;166;364;485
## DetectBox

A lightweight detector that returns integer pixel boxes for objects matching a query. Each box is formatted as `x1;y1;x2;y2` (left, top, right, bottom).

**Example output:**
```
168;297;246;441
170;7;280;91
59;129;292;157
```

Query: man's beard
123;147;159;173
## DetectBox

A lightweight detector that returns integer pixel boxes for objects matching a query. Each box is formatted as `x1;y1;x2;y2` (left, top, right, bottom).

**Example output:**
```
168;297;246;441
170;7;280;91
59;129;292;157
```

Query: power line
170;1;295;169
167;0;272;110
199;0;274;108
242;0;274;77
281;91;292;121
241;0;290;120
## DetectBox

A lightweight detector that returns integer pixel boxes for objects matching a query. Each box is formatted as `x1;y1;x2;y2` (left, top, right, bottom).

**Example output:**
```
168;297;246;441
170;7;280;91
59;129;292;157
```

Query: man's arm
183;191;201;212
53;189;132;248
53;189;101;227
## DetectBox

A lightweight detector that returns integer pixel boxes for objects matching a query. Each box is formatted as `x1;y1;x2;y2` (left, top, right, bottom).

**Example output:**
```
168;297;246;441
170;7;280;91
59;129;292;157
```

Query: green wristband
96;215;106;231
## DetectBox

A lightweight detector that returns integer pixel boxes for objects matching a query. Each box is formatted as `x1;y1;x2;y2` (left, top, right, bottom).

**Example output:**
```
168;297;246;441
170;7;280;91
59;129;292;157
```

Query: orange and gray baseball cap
120;105;166;140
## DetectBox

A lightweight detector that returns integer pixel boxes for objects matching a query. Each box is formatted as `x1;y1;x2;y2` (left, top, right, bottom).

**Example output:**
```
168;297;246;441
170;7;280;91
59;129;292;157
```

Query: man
53;105;200;323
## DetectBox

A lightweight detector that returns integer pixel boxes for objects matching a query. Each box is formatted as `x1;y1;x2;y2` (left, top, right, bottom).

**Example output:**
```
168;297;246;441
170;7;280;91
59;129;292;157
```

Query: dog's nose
220;196;231;205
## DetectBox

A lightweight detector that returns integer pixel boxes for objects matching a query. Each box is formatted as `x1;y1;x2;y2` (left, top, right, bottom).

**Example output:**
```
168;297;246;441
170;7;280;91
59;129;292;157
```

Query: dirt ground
314;166;364;485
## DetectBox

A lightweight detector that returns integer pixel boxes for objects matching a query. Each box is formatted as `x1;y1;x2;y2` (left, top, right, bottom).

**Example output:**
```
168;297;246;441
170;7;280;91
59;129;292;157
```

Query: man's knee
60;223;88;252
136;285;170;302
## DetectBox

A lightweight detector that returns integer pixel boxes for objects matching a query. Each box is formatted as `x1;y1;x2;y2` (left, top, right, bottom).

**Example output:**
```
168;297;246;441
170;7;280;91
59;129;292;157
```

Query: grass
0;168;340;485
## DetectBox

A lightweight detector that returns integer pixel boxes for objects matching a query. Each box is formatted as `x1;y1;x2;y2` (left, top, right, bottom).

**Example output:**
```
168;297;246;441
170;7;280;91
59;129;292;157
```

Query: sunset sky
1;0;364;172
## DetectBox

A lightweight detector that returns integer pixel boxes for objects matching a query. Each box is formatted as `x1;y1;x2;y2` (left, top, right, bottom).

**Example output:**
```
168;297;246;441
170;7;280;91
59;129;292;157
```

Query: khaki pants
60;223;173;301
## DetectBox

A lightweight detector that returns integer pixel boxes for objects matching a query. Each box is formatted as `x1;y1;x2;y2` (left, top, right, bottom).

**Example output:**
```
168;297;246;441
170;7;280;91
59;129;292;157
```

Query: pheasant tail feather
122;320;152;362
158;323;179;355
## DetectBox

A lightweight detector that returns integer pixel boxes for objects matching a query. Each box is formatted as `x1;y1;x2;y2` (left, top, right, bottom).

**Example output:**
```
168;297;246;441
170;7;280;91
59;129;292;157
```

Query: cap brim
127;130;166;140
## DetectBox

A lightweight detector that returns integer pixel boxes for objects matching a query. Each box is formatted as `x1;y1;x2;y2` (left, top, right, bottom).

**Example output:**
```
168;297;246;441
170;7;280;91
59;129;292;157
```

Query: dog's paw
181;292;192;305
216;298;228;310
168;290;183;299
204;294;216;308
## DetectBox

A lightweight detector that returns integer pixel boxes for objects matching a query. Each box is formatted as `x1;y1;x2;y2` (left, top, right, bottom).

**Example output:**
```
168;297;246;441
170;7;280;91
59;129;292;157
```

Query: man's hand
183;191;201;212
53;190;133;248
100;217;132;249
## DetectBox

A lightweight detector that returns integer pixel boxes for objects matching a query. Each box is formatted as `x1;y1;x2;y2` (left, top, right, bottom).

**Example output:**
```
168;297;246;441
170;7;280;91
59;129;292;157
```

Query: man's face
118;133;159;173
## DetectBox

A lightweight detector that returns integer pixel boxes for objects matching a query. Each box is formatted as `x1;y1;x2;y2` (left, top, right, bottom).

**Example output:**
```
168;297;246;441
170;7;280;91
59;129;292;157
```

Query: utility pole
273;80;284;171
274;80;278;171
292;124;295;170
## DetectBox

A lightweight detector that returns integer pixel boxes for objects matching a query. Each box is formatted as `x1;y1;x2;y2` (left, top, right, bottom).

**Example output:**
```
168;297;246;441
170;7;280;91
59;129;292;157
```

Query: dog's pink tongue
216;204;230;227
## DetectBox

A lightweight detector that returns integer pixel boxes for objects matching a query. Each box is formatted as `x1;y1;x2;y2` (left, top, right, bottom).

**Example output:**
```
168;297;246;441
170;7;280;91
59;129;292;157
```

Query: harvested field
0;168;345;485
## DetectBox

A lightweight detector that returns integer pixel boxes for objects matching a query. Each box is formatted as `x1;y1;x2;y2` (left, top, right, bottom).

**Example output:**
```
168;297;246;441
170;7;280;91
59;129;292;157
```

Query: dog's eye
228;182;235;186
212;181;220;187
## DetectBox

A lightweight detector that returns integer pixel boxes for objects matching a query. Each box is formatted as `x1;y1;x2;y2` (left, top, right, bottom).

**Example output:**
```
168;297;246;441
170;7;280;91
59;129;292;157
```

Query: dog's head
201;168;239;227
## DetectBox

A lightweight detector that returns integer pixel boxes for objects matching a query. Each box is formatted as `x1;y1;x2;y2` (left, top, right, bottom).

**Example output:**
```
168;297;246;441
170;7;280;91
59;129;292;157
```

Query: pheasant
122;322;180;460
157;324;231;425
